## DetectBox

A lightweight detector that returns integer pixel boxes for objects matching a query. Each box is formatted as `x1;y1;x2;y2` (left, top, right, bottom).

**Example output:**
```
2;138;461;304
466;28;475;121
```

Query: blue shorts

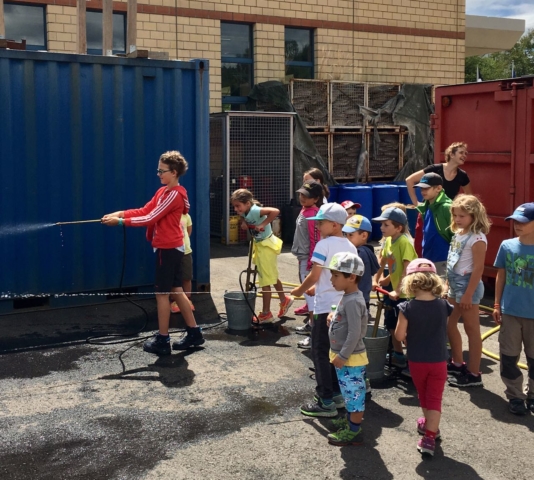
447;271;484;304
335;365;366;413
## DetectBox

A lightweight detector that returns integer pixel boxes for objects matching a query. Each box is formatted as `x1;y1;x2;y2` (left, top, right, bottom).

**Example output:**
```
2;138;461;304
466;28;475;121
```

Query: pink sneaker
416;417;441;439
294;305;309;316
170;301;180;314
257;311;274;324
417;436;436;456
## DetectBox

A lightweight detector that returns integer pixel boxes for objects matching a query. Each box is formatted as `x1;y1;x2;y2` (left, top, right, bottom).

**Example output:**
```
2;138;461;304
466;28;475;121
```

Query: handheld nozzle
55;219;102;226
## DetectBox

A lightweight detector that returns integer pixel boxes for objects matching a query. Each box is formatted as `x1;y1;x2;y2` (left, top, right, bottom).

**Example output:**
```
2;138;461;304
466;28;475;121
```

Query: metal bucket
223;291;256;331
364;325;390;381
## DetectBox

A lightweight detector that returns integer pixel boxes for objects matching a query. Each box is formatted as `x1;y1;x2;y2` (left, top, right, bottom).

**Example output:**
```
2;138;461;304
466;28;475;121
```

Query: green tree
465;29;534;82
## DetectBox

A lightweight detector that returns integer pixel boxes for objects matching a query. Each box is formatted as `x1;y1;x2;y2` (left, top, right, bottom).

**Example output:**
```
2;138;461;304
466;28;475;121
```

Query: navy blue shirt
422;209;449;262
357;244;380;304
399;298;453;362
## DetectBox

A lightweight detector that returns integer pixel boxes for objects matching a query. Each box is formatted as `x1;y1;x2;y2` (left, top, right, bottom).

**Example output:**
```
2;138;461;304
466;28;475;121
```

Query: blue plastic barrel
371;184;400;240
339;185;373;221
328;185;339;203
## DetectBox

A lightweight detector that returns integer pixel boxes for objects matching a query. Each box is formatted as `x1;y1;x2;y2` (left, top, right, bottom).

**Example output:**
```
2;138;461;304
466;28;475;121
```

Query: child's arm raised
257;207;280;231
492;267;505;325
459;241;486;310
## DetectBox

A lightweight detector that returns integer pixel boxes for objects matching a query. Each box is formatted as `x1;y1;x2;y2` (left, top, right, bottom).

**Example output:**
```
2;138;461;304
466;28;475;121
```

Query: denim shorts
335;365;366;413
447;271;484;304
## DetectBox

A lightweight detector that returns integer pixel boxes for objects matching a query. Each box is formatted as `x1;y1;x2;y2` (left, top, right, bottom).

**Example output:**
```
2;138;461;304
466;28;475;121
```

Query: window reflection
4;4;46;49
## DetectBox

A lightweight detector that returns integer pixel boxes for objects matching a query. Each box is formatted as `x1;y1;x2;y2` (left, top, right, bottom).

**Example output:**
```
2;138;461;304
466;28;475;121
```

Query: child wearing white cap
322;252;368;446
291;203;358;418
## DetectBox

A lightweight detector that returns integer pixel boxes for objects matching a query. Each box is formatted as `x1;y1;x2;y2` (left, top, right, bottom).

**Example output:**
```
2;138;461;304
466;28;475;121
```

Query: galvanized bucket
363;325;390;381
223;291;256;331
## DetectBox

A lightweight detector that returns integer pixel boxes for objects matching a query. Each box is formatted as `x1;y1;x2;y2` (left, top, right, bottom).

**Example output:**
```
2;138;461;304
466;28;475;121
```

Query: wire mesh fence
290;79;329;128
330;81;365;128
367;131;406;180
367;84;400;126
332;133;364;180
309;132;331;172
209;112;294;244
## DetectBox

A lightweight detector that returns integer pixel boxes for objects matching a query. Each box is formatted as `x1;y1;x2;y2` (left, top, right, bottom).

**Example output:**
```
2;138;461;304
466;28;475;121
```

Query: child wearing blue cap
493;203;534;415
372;207;418;369
343;214;380;308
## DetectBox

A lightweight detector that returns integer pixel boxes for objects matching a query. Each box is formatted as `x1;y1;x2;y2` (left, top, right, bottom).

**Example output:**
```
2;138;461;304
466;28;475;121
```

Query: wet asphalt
0;240;533;480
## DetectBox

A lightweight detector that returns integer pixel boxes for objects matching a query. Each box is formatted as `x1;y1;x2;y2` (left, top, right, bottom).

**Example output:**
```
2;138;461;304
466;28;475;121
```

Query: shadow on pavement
100;349;197;388
415;455;484;478
465;386;534;432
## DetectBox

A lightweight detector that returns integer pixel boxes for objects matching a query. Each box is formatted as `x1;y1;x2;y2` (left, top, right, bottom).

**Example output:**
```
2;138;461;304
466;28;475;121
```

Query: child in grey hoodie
323;252;368;446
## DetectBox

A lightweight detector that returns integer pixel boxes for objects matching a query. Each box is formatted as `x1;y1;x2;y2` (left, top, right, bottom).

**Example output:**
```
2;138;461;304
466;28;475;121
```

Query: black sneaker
300;398;337;418
295;323;312;335
447;360;467;377
509;398;528;415
172;327;205;350
143;334;171;356
526;399;534;414
448;371;483;388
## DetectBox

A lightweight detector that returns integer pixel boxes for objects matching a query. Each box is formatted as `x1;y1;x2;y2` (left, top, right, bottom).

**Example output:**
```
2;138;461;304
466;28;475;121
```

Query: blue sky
466;0;534;31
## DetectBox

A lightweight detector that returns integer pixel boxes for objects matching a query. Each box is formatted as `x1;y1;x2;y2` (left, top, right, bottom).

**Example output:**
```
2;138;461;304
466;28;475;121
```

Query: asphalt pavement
0;240;532;480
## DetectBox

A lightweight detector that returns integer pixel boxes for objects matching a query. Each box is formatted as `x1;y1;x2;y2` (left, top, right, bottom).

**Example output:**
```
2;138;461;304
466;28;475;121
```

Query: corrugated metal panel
0;50;210;301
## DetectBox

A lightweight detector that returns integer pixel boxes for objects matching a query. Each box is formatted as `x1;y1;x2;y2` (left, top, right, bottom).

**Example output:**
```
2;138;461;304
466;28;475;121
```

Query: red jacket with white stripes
123;185;190;249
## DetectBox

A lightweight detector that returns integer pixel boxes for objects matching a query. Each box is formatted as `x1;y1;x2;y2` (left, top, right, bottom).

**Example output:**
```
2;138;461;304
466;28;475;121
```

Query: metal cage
209;112;295;244
332;133;364;181
366;130;406;180
367;83;401;127
330;81;366;128
309;132;331;172
290;79;329;128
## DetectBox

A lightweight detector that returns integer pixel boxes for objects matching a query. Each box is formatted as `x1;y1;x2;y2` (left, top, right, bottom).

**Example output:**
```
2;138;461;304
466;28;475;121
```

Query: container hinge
430;113;438;130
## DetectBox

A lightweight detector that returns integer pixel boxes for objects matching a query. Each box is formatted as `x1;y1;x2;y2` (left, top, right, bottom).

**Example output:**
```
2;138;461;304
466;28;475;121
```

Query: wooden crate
309;132;331;171
366;130;407;180
367;83;400;127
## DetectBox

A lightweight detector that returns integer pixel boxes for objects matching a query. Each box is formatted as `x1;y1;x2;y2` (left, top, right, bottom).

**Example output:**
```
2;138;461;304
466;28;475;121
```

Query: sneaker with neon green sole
327;426;363;446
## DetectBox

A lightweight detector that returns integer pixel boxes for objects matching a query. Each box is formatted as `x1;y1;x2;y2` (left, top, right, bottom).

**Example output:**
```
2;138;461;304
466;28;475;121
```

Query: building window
285;27;313;80
87;11;126;55
4;3;46;50
221;22;253;111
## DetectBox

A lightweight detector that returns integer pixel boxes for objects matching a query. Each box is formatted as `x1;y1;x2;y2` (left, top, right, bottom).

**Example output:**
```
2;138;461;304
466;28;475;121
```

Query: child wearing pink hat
395;259;453;457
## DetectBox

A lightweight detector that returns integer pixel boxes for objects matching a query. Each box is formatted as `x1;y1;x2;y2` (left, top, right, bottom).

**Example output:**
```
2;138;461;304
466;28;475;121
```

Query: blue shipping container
0;50;210;304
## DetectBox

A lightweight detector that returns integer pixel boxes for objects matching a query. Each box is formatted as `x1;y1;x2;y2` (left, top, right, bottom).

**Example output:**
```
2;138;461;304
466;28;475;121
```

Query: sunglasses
157;169;171;175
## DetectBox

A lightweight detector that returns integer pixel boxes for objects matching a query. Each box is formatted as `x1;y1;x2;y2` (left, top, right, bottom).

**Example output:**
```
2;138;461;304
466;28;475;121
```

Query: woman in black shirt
405;142;472;256
406;142;472;206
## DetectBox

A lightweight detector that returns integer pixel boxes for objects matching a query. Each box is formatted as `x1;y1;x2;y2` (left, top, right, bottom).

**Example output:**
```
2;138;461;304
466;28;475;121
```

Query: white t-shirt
452;232;487;275
311;236;358;314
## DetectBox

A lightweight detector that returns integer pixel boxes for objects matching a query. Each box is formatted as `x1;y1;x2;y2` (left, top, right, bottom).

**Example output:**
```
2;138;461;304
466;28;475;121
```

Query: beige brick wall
41;0;465;112
254;24;285;84
47;6;77;53
177;0;465;33
316;29;465;85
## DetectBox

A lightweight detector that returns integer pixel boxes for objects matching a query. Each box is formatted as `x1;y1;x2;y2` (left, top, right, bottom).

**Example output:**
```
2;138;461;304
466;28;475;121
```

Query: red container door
434;80;534;277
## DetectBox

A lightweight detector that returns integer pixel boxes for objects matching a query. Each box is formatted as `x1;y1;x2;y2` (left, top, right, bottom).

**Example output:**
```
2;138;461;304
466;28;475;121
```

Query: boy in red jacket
102;151;204;355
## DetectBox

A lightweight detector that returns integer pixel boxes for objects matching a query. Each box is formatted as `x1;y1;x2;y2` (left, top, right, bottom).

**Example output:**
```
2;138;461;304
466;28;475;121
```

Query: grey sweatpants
499;314;534;400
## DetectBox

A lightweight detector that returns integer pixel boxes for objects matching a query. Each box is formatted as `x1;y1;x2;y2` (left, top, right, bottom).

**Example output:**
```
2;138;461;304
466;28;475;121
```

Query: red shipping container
432;78;534;278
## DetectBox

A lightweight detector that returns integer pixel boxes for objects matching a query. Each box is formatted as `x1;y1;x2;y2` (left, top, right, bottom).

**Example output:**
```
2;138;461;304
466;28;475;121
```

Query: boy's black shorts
154;248;184;293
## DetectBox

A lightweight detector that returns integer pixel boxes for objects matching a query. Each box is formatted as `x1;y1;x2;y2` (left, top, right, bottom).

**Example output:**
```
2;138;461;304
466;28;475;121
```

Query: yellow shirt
329;350;368;367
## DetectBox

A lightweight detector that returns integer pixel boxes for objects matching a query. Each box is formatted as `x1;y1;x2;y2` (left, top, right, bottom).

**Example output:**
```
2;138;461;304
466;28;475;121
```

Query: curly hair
159;150;188;177
450;194;491;235
444;142;467;163
402;271;444;297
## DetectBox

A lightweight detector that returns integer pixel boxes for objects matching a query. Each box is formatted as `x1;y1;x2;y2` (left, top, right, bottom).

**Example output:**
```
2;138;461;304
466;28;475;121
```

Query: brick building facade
4;0;466;112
